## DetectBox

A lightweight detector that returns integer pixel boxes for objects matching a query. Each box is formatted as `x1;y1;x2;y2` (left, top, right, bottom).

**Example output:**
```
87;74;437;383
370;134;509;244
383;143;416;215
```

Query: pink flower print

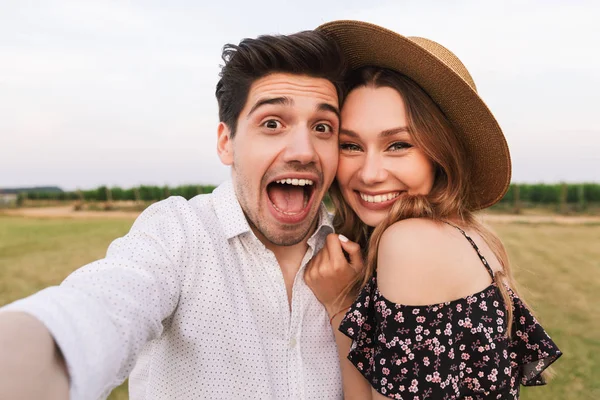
456;304;463;312
408;352;415;360
478;371;485;378
444;323;452;336
462;353;470;360
493;300;499;307
434;345;446;356
415;325;423;334
459;344;466;351
347;328;354;336
424;329;430;336
416;316;426;323
380;358;387;365
520;316;526;324
416;334;423;342
467;296;477;304
423;357;430;366
381;377;387;385
448;348;455;359
394;312;405;323
399;385;405;392
409;380;419;393
401;368;408;374
479;301;488;311
412;308;420;315
382;367;390;376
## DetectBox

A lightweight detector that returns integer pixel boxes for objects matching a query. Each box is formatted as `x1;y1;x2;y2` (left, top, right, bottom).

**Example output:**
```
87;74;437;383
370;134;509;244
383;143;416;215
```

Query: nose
358;152;388;185
282;127;318;165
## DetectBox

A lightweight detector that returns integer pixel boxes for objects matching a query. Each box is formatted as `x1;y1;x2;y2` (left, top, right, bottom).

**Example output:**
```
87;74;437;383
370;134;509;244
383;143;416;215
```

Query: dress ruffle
508;290;562;386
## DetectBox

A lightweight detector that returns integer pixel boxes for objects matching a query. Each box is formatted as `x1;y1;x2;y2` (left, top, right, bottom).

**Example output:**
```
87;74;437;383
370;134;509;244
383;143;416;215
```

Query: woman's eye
388;141;412;151
314;123;333;133
263;120;282;129
340;143;362;152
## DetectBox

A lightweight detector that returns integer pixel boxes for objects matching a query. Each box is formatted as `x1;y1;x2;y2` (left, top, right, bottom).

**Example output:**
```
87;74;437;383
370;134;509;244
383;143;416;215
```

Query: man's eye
314;123;333;133
388;142;412;151
340;143;361;152
263;120;282;129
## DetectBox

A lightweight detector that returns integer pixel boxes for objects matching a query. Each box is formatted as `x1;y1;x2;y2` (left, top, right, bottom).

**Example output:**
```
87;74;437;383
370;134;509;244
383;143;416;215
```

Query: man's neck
251;220;319;308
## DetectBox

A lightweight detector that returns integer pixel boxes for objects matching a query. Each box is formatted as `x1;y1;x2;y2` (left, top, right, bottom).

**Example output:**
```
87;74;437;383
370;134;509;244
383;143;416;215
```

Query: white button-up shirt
2;180;343;400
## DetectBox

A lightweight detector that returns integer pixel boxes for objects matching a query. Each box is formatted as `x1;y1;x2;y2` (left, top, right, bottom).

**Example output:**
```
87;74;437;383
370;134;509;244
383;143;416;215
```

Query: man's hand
0;312;69;400
304;233;365;317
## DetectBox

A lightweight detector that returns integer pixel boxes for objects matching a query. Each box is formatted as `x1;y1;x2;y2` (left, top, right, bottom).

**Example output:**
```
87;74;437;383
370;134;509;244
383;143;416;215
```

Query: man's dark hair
216;31;346;137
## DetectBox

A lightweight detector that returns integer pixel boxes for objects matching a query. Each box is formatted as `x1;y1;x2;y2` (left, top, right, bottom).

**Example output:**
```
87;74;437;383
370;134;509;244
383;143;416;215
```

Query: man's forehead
248;73;339;106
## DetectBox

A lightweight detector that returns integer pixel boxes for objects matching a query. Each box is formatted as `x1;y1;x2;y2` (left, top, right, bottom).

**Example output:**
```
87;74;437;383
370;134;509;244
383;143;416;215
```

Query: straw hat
317;20;511;210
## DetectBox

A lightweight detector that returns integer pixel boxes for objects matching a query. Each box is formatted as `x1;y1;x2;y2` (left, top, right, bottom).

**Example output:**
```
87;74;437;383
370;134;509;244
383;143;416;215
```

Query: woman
305;21;562;399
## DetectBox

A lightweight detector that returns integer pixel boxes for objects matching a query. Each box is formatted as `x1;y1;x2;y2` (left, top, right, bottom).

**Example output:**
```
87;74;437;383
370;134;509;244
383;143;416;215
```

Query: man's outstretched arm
0;312;69;400
0;197;194;399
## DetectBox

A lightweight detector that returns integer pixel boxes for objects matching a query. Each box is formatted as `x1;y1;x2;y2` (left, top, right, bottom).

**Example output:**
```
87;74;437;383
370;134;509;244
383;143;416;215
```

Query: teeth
359;192;400;203
275;178;314;186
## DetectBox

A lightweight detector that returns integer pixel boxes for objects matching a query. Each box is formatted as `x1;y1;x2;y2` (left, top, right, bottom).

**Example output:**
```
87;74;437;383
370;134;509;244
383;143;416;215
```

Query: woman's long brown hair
332;67;523;335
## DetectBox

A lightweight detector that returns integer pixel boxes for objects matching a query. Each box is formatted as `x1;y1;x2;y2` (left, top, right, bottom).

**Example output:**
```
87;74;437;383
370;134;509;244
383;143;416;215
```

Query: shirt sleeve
1;197;195;400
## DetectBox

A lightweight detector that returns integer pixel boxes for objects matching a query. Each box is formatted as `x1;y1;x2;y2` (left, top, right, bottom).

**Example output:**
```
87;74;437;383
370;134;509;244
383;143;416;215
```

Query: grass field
1;215;598;399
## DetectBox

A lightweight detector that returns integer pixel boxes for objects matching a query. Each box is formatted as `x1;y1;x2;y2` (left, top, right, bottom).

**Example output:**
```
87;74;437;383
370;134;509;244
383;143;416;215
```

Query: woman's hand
304;233;364;317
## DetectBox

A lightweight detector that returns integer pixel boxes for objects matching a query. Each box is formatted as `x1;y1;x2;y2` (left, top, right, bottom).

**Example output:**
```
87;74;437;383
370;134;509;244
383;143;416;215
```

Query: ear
217;122;233;165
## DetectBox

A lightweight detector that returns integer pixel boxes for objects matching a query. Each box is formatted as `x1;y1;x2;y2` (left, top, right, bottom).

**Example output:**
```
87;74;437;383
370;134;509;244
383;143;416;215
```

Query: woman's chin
355;210;386;228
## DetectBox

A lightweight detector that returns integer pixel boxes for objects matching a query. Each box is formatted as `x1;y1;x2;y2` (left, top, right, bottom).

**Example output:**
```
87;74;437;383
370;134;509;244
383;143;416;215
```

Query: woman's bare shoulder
377;218;494;305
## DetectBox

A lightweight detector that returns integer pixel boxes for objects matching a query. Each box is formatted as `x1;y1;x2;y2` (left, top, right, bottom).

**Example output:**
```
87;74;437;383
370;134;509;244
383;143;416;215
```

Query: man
0;30;361;399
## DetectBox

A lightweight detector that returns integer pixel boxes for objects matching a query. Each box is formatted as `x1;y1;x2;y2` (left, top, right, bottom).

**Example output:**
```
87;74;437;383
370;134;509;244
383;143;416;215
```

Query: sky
1;0;599;190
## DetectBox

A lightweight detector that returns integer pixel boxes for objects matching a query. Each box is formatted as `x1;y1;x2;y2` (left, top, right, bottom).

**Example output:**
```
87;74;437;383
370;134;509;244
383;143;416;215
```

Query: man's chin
253;212;320;247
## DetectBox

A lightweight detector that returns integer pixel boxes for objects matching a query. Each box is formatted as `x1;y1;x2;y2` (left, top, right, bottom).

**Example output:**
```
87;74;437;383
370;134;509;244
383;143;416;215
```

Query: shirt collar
212;179;334;244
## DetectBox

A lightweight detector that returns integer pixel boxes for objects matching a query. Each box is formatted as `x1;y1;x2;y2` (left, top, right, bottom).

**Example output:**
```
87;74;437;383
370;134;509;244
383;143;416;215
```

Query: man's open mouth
266;177;317;223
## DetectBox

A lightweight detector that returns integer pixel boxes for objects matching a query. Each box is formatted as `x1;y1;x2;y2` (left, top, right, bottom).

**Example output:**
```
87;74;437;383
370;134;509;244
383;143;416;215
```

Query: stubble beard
235;178;321;247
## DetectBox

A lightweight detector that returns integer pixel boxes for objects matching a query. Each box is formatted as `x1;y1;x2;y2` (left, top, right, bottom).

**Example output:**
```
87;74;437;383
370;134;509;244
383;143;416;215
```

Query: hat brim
317;20;511;210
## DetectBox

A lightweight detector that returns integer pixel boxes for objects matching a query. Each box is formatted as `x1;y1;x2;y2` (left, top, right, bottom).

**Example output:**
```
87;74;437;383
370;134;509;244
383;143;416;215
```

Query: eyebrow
247;96;340;120
340;126;410;138
318;103;340;120
247;97;291;117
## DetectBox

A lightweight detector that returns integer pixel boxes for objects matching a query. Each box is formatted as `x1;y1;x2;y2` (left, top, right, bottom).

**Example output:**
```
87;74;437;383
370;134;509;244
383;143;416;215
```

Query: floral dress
339;224;562;399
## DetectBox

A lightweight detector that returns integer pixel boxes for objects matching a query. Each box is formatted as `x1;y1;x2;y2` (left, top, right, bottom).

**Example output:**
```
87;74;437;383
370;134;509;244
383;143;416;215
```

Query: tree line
16;183;600;205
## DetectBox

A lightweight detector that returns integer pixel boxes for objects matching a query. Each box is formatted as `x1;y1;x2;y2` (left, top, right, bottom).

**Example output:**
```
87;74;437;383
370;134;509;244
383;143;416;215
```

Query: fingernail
338;234;349;243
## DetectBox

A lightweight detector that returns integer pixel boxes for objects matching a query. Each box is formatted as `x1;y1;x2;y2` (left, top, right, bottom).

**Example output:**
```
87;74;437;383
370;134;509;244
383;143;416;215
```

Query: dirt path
2;206;600;224
0;206;139;219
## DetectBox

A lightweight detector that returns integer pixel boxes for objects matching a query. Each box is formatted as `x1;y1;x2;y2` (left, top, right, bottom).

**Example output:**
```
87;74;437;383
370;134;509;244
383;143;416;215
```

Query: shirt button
289;337;297;348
